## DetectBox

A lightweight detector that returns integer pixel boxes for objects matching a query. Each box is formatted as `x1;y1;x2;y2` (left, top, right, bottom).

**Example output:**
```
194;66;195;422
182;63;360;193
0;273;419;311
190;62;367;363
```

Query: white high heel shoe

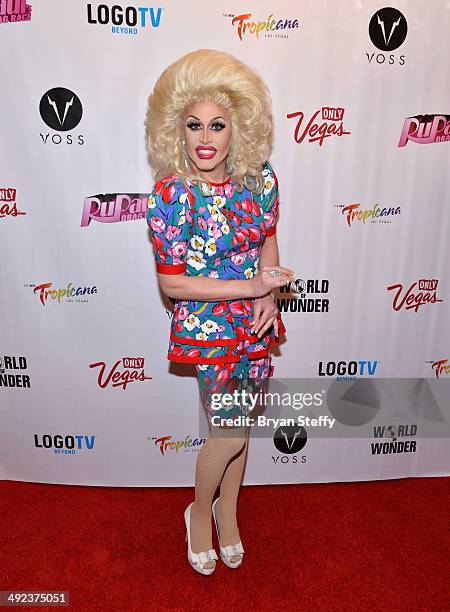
212;497;245;569
184;502;218;575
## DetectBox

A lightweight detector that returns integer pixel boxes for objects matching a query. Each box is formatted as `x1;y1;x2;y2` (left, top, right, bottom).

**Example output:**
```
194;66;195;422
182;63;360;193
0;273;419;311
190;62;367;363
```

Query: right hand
249;265;295;298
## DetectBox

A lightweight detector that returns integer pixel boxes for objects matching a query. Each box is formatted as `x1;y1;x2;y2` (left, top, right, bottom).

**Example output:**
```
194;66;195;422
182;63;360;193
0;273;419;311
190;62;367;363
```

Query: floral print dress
146;161;286;423
146;160;286;364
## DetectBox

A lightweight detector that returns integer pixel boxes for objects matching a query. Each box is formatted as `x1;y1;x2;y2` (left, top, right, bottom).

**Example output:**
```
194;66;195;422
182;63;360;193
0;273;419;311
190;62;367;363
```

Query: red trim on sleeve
265;225;277;237
156;262;187;274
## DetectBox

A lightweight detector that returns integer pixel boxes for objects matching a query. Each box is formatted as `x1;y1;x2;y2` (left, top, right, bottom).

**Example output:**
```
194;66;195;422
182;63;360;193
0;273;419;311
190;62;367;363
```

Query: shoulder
259;161;279;203
151;174;189;203
148;175;195;217
147;175;194;229
262;161;278;190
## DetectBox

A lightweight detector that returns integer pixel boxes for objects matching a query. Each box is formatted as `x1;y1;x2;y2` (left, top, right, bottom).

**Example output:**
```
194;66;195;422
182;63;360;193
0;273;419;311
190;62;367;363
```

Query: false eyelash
186;121;226;129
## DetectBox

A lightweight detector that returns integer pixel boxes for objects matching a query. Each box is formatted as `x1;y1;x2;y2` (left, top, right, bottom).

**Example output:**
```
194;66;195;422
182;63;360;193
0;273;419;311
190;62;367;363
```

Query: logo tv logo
34;434;96;454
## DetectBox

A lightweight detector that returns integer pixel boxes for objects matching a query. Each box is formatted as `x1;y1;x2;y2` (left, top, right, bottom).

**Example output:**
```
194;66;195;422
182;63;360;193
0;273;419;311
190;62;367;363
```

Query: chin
194;158;221;171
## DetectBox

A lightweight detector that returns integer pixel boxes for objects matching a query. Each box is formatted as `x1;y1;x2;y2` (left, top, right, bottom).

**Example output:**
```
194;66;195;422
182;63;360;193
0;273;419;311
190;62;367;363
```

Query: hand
249;265;295;298
251;293;279;338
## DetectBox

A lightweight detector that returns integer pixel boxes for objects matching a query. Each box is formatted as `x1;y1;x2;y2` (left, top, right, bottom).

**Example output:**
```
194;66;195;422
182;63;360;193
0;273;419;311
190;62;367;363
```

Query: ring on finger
269;269;282;277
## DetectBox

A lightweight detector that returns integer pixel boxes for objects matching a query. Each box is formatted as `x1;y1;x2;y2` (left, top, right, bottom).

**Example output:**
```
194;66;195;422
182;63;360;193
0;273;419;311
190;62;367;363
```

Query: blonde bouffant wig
144;48;273;194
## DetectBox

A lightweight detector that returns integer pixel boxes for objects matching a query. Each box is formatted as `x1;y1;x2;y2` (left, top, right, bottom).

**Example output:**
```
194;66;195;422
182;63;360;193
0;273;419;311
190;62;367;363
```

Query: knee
208;435;247;459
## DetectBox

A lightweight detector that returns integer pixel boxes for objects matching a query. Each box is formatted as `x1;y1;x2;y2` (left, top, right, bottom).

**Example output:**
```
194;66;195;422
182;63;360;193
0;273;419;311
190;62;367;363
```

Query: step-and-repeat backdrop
1;1;449;486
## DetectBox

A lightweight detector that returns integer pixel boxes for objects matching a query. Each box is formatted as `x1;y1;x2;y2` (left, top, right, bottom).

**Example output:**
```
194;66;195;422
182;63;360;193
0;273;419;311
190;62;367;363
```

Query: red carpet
0;477;448;611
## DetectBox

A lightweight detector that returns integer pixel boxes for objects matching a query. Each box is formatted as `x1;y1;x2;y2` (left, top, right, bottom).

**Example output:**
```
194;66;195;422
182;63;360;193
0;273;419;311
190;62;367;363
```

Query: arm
156;259;293;301
250;162;288;336
259;233;280;272
157;273;253;301
251;234;283;336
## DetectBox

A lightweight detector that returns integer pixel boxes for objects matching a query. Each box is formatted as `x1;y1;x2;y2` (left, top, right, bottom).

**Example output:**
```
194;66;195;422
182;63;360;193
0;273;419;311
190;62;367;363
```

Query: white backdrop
0;0;449;486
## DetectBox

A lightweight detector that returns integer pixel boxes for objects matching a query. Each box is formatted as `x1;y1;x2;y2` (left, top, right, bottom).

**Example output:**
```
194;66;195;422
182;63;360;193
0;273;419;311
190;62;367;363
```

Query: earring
225;158;234;175
182;138;190;169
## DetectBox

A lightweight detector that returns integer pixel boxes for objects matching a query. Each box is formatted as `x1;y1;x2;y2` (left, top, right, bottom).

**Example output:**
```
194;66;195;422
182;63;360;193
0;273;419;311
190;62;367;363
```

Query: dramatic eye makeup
186;116;227;131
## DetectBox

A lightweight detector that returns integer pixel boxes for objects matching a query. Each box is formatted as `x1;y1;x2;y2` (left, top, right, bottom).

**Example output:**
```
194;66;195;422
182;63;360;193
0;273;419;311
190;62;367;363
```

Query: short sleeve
260;161;279;237
146;175;193;274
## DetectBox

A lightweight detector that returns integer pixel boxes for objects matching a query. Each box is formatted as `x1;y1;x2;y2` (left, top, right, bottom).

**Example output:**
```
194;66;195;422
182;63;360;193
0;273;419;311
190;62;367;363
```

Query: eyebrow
186;115;226;122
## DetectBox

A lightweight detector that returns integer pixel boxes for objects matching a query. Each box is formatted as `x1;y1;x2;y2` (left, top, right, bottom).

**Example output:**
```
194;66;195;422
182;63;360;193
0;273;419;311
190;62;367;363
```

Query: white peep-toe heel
184;502;218;575
212;497;245;569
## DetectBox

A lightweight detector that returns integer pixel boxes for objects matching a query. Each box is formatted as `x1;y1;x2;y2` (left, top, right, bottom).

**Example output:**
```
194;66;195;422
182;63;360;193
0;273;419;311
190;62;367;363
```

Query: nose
200;125;210;144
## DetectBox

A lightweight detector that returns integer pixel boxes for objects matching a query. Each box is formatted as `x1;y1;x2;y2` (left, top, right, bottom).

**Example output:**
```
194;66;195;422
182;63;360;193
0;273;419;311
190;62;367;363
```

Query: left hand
251;293;279;338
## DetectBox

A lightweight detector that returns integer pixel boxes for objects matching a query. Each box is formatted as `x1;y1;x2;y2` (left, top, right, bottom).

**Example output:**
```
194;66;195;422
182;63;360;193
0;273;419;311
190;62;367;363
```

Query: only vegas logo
89;356;152;390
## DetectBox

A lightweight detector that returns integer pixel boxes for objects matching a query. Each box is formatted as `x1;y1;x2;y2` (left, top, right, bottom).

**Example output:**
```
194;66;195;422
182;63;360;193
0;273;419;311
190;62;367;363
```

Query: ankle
192;500;212;518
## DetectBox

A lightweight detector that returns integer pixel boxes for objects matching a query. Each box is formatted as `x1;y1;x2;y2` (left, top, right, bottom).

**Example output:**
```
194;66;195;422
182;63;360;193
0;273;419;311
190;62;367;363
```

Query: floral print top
146;161;286;364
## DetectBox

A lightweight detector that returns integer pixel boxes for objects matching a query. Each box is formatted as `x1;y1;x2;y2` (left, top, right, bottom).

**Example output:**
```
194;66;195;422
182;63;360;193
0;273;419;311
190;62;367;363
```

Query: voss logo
367;7;407;66
272;424;307;465
39;87;84;145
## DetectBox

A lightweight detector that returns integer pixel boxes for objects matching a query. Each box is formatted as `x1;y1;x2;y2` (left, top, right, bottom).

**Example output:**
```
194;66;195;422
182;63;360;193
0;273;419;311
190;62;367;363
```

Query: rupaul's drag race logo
338;202;401;227
0;0;32;23
371;424;417;456
87;4;162;35
430;359;450;379
89;357;152;390
387;278;443;313
318;360;379;380
26;282;98;305
277;278;329;314
287;107;351;146
224;12;299;41
0;188;26;220
0;355;30;389
150;434;206;456
34;434;96;455
81;193;149;226
398;115;450;147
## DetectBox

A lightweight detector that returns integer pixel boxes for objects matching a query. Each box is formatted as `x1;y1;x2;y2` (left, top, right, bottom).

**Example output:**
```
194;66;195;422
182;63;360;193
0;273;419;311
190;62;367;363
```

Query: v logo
377;15;401;47
281;428;301;450
47;95;74;126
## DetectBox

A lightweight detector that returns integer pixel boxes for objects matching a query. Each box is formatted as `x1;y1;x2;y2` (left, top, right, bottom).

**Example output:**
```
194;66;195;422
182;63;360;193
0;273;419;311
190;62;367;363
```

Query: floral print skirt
195;354;272;429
